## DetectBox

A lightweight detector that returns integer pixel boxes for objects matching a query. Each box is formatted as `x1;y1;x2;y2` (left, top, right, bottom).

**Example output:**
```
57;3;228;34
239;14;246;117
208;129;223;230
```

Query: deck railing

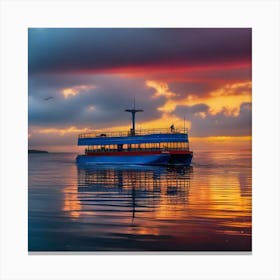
78;128;188;139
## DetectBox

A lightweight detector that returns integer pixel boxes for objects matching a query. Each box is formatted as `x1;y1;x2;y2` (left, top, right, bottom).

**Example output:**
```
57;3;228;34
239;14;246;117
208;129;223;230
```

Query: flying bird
43;96;54;101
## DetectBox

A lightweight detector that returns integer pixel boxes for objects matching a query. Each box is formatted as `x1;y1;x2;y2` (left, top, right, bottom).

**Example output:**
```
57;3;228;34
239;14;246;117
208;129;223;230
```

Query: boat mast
125;98;143;135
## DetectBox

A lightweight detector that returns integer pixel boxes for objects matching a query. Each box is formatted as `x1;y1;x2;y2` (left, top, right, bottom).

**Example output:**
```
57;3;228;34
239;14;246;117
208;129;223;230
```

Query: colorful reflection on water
28;147;251;251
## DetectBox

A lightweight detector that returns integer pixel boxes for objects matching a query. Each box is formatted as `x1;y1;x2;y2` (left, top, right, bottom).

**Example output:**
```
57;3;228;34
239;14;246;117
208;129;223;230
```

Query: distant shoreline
28;149;48;154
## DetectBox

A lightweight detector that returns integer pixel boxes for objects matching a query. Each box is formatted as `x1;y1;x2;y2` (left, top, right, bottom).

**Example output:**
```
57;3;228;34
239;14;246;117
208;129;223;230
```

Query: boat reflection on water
29;150;251;251
77;165;193;222
72;162;251;251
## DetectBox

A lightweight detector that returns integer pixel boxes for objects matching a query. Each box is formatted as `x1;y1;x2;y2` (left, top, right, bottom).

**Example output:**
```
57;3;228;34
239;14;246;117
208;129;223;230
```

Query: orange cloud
157;81;252;117
90;112;191;133
210;81;251;97
146;80;177;98
61;85;96;98
38;126;90;136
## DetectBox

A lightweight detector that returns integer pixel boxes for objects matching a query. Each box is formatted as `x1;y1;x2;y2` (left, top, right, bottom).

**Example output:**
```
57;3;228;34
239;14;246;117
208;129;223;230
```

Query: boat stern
168;151;193;166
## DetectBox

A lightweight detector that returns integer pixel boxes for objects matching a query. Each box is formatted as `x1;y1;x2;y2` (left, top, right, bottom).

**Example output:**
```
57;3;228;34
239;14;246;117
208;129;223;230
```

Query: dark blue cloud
29;28;251;74
175;103;210;114
169;82;216;98
28;74;165;128
175;102;252;137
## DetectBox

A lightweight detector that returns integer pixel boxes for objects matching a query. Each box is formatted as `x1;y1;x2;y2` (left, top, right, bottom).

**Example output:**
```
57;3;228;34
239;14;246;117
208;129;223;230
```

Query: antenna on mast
125;98;143;135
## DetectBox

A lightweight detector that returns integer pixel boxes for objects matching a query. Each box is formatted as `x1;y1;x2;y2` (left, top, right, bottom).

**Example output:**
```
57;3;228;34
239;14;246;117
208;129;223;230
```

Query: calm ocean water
28;147;252;251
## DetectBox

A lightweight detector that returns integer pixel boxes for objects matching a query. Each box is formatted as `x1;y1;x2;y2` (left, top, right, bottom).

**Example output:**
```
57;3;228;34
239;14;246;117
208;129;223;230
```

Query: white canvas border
0;0;279;280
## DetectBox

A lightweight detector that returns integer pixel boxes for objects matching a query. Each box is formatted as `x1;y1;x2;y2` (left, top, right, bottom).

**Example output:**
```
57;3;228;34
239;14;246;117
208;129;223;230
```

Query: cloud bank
28;28;252;151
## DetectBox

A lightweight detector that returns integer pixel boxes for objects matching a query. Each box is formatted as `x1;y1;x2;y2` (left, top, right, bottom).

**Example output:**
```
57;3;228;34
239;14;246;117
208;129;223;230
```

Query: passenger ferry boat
76;106;193;166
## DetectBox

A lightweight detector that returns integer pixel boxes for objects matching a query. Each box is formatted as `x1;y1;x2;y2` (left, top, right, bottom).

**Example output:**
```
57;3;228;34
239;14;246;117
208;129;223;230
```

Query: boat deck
78;128;188;139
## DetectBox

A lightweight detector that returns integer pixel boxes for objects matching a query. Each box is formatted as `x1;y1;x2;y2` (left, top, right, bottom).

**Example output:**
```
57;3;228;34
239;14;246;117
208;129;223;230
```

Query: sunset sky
28;28;252;151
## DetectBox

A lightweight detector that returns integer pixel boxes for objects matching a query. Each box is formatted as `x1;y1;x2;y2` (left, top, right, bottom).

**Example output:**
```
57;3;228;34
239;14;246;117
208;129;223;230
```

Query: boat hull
76;153;170;166
168;151;193;166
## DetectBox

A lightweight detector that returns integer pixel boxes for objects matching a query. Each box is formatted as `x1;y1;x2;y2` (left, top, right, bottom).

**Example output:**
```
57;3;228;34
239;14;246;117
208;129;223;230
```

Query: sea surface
28;146;252;252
